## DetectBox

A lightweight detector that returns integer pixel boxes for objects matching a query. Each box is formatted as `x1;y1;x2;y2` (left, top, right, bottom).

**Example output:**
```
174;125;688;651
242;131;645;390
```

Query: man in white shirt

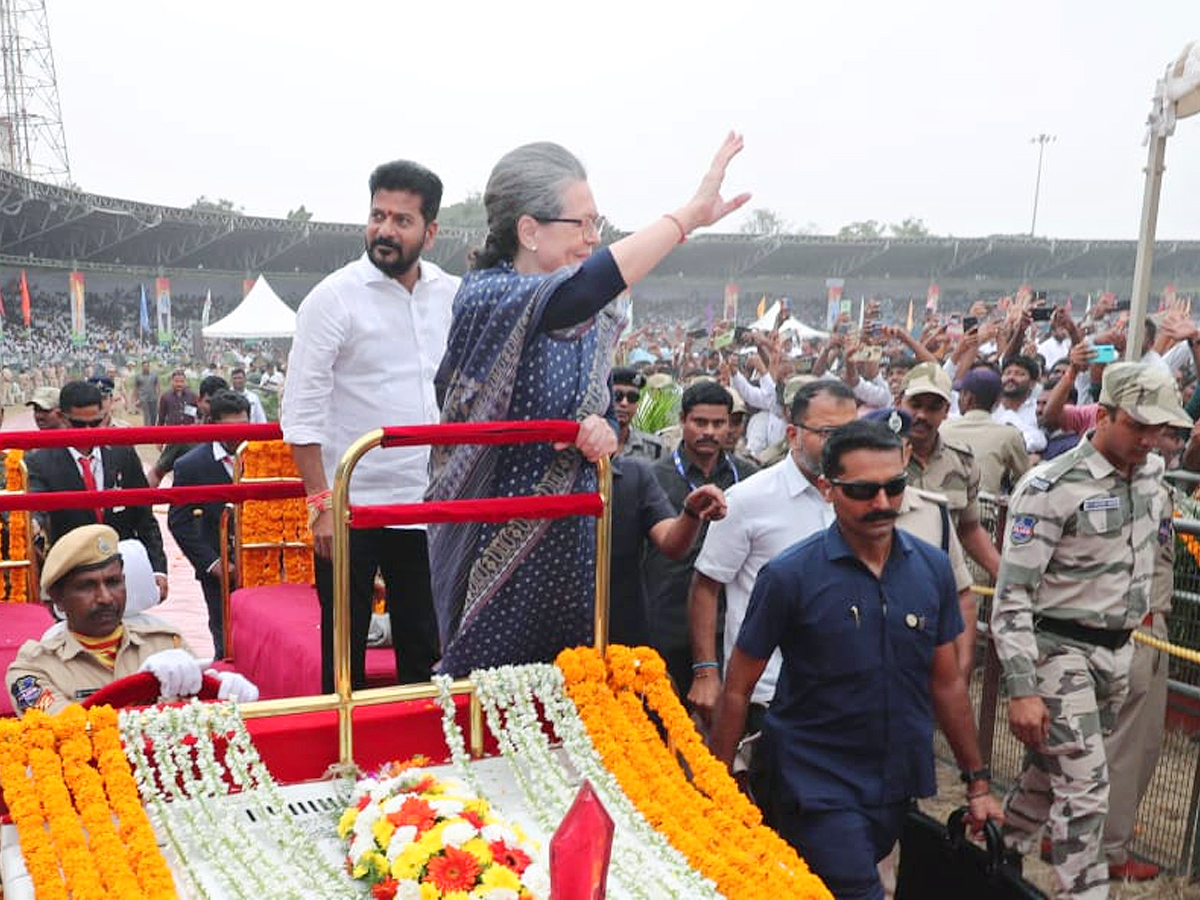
230;367;268;423
687;380;853;727
992;355;1046;455
282;159;459;692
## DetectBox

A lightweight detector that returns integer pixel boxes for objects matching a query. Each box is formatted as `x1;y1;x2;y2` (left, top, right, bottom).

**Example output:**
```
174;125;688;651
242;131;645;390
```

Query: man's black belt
1034;616;1133;650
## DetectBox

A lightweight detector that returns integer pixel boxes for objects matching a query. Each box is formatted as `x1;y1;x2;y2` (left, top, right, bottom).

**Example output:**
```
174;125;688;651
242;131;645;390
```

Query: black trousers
313;528;439;692
199;572;225;659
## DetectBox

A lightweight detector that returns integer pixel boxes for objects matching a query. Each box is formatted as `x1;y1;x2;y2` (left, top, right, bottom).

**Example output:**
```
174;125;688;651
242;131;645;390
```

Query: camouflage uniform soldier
992;362;1189;900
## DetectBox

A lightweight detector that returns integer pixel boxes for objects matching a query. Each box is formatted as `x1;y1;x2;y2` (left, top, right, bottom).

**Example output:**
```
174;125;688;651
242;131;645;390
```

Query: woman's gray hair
471;142;587;270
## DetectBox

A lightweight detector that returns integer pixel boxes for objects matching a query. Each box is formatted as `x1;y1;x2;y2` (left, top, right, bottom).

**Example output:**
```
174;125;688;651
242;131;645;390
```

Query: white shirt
210;441;235;479
281;254;459;511
67;447;104;490
694;454;833;705
992;392;1046;453
236;388;268;424
1037;334;1072;371
745;409;787;457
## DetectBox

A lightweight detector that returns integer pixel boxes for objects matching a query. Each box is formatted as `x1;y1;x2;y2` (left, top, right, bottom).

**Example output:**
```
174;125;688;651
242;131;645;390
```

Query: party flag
202;289;213;328
19;269;31;328
905;298;914;333
139;283;150;335
756;296;767;319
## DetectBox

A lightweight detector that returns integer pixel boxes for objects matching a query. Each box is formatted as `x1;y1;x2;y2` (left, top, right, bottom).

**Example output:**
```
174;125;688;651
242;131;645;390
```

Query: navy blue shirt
608;455;677;646
737;522;963;811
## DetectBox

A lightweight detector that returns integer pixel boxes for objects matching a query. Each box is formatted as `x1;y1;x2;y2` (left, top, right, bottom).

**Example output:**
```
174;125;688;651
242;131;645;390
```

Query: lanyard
673;447;740;493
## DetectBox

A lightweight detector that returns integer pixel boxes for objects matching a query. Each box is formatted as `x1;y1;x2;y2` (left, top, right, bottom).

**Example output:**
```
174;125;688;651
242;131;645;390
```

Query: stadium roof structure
2;167;1200;285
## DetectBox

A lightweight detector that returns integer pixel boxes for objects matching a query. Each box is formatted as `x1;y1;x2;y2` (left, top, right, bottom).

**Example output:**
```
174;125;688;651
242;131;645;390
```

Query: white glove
139;648;203;699
206;670;259;703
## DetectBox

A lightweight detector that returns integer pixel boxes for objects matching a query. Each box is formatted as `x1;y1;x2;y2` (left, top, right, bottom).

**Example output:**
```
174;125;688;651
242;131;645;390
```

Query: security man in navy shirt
710;419;1002;900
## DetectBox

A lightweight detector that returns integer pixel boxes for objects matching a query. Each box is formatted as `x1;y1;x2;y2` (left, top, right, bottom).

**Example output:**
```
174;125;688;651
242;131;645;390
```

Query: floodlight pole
1029;134;1055;238
1127;41;1200;362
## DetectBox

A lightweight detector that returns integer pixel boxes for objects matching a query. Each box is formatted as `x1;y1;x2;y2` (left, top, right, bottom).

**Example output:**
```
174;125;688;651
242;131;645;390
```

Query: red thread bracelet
663;213;688;244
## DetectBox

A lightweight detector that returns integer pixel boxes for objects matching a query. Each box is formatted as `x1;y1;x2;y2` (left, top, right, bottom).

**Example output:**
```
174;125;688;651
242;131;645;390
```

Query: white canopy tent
748;299;829;340
201;275;296;340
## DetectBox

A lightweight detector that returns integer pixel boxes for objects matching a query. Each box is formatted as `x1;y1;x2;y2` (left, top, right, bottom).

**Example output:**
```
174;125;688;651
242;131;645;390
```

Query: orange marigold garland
0;706;177;899
239;441;312;586
555;645;832;900
3;448;29;602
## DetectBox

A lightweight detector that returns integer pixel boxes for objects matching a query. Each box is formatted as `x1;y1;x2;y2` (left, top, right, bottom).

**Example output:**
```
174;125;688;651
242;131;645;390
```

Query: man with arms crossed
283;160;459;692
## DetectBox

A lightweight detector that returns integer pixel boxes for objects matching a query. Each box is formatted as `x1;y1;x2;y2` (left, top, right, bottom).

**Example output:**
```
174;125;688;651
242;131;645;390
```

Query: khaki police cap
644;373;675;391
41;524;122;593
782;374;817;409
1098;361;1192;429
901;362;953;403
26;387;60;411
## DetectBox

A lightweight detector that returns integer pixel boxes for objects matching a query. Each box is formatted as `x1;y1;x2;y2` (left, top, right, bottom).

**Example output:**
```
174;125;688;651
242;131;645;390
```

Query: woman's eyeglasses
829;475;907;501
613;389;640;403
536;215;607;239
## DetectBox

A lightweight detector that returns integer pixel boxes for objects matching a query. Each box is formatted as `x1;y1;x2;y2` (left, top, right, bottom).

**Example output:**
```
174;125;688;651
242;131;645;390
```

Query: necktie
77;454;104;523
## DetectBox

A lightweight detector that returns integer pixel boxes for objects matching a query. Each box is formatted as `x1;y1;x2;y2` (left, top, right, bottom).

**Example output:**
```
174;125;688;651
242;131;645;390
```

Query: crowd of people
3;134;1193;900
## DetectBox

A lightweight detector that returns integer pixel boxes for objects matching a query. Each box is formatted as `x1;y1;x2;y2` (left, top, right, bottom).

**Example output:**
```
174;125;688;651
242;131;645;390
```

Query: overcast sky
45;1;1200;240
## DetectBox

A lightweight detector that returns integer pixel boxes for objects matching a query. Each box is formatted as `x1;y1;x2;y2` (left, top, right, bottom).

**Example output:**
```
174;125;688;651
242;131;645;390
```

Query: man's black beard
366;237;421;278
1002;386;1030;402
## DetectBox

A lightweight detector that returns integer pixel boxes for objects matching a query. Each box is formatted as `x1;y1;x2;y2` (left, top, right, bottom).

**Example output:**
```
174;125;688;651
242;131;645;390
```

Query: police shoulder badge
1010;514;1037;545
11;674;53;713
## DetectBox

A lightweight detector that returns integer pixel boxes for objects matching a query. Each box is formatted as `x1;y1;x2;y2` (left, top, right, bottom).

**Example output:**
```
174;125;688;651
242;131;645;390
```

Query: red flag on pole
19;269;31;328
0;283;6;318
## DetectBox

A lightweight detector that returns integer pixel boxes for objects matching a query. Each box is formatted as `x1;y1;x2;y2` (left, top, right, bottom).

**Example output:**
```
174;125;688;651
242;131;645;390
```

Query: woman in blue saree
429;133;749;676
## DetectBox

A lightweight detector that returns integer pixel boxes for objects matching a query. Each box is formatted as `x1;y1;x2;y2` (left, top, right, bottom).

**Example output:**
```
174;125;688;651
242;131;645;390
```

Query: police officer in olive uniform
992;362;1189;900
901;361;1000;675
5;524;258;715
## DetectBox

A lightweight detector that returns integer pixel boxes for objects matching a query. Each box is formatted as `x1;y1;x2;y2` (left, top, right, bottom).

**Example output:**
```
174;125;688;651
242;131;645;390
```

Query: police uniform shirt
6;614;187;715
736;522;963;810
905;434;981;527
940;411;1031;495
991;436;1168;698
897;487;973;593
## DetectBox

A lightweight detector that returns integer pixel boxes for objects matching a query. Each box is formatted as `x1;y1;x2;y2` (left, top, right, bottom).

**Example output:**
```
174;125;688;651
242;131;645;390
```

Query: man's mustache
862;509;900;523
371;237;400;251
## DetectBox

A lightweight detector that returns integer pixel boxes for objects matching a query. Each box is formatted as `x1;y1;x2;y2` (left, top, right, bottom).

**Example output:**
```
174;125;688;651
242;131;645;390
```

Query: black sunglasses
830;475;907;501
613;389;641;403
66;416;104;428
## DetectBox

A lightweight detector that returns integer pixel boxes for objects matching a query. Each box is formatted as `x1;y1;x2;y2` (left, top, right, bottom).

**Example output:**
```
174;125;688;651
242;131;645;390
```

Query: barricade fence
939;483;1200;877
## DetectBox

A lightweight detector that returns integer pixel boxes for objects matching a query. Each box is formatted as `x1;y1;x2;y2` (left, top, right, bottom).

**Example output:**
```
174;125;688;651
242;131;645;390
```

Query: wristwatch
960;765;991;785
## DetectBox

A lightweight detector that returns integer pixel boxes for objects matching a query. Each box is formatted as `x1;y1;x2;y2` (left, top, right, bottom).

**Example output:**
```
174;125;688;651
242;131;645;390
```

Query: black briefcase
895;806;1047;900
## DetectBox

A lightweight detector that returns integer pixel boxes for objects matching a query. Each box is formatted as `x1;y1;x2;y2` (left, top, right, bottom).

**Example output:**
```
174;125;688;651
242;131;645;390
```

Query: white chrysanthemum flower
441;820;478;847
386;825;418;861
394;879;423;900
480;889;518;900
523;864;550;897
480;823;517;846
348;830;376;863
355;802;383;831
429;798;464;818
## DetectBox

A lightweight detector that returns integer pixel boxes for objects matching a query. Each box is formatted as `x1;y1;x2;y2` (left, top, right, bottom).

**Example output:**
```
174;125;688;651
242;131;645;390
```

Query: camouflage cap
901;361;953;403
1098;361;1192;429
782;374;817;409
41;524;121;593
26;386;60;410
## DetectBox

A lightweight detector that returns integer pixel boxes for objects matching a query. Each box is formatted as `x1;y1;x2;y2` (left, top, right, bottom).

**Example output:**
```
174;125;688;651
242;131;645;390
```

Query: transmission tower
0;0;70;182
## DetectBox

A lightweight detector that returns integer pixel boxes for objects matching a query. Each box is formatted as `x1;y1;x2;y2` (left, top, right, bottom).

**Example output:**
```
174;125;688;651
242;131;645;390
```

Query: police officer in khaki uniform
940;367;1031;495
992;362;1188;900
901;361;1000;676
5;524;258;714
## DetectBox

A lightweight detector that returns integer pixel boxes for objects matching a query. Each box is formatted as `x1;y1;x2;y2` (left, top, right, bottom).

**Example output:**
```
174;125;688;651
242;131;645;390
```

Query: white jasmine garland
119;700;358;900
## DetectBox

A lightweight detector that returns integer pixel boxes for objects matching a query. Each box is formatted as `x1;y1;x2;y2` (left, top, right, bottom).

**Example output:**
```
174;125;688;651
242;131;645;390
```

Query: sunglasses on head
613;388;641;403
830;475;907;501
66;416;104;429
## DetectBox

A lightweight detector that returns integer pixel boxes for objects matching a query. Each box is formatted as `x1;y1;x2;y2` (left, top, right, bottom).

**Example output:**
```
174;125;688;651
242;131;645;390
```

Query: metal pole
593;455;613;653
1029;133;1054;237
1127;132;1167;362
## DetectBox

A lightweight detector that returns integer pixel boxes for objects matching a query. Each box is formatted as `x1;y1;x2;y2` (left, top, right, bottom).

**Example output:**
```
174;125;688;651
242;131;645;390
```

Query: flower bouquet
338;760;547;900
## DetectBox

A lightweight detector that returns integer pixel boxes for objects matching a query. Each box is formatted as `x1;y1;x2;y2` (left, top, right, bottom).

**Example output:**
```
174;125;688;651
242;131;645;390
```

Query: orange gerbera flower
423;846;480;893
388;796;436;833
